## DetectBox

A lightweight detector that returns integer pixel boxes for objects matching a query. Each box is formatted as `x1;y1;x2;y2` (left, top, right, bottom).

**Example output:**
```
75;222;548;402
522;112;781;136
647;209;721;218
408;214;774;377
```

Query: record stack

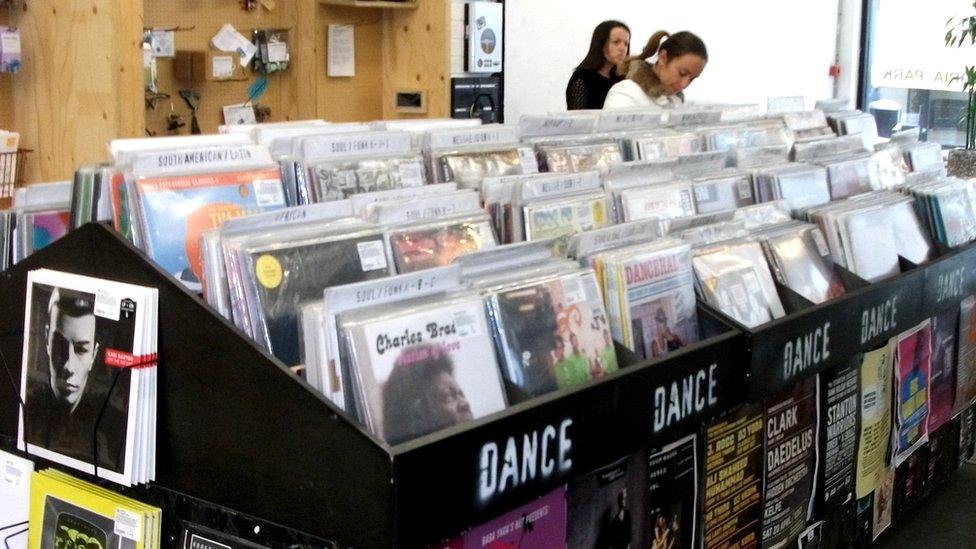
18;269;158;486
5;181;72;265
29;469;161;549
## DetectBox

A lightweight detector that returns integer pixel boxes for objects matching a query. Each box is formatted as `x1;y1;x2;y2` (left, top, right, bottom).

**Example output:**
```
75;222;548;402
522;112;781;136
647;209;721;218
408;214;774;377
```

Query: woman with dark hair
604;30;707;110
381;344;474;444
565;20;631;110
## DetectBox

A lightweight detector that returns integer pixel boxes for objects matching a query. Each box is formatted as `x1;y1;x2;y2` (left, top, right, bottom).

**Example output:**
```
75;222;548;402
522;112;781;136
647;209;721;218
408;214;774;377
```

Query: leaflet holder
0;223;748;547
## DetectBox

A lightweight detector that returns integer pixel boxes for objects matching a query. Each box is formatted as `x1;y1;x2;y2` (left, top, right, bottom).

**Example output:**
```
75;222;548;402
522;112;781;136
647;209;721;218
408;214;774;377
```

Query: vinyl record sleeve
133;168;286;285
19;270;155;486
29;470;158;549
488;270;616;397
14;205;70;264
341;294;507;444
761;224;845;304
522;192;610;241
310;154;426;202
242;230;391;366
540;142;622;173
839;207;900;282
619;182;696;223
438;148;533;188
388;215;497;274
599;241;699;359
693;241;785;328
691;173;755;215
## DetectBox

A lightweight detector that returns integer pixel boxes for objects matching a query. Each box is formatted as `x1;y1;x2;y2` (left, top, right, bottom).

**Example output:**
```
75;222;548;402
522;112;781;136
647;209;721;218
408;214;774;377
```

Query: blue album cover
135;168;286;286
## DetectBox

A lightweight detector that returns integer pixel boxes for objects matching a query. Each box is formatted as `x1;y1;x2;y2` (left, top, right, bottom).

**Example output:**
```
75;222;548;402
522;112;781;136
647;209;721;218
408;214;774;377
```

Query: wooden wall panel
143;1;294;135
382;0;451;119
9;0;142;182
316;3;384;122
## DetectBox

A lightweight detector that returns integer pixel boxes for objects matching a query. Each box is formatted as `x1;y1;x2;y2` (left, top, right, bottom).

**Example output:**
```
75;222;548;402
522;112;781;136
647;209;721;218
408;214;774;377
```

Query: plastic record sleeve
692;240;786;328
338;292;508;445
386;213;498;274
309;153;427;203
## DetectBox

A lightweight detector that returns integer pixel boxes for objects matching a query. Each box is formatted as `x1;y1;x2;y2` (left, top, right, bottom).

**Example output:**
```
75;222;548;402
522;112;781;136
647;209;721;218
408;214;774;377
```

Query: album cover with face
488;270;615;397
341;295;507;445
242;231;391;366
18;271;152;485
388;217;497;274
600;242;699;360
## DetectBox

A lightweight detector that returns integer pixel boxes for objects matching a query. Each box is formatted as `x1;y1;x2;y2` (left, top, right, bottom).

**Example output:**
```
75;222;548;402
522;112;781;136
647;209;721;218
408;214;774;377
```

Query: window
860;0;974;147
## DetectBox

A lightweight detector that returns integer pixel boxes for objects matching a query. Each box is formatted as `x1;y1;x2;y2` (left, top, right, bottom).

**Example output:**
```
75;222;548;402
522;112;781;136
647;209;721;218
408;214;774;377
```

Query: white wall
504;0;846;119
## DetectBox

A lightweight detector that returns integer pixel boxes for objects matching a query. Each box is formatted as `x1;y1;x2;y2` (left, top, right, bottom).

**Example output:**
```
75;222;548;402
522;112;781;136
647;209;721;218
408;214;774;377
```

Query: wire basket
0;148;31;205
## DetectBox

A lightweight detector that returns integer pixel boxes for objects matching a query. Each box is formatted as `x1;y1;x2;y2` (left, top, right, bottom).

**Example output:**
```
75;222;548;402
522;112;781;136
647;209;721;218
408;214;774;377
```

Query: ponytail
616;30;669;75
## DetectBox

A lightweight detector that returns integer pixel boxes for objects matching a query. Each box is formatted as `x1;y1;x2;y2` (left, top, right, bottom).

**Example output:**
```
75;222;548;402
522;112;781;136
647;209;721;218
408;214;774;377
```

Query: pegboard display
143;0;298;135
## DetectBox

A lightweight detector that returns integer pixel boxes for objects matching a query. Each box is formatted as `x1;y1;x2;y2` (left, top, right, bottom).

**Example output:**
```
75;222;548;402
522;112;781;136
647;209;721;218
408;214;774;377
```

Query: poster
820;363;859;507
855;344;894;499
927;308;958;432
894;321;932;464
761;377;817;549
703;402;763;549
566;452;649;548
647;434;698;549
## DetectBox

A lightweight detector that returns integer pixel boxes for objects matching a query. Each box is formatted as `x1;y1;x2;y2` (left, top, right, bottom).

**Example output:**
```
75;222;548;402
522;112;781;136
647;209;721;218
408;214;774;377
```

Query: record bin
0;222;748;547
714;240;976;399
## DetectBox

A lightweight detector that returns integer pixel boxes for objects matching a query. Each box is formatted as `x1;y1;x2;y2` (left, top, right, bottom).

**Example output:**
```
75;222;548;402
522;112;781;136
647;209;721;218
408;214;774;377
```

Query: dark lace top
565;66;622;110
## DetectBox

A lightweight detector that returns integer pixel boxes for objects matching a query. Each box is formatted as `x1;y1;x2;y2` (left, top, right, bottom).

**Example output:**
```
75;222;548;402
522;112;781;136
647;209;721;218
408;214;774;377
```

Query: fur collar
627;60;684;102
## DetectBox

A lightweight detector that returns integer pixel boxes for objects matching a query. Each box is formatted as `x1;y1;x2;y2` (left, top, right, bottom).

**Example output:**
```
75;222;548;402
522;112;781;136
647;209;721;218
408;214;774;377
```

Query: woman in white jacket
604;30;708;109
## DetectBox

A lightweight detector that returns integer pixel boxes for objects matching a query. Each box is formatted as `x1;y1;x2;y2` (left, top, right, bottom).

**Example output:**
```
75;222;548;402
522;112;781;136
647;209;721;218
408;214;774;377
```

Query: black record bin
0;223;747;548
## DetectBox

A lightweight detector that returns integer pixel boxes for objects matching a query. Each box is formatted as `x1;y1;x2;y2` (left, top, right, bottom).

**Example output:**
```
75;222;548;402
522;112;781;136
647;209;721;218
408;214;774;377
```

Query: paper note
150;29;175;58
212;23;257;66
327;24;355;77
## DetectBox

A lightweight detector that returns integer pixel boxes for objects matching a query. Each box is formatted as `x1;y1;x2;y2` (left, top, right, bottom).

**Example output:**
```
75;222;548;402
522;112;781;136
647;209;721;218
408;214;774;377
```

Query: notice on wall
703;402;763;549
855;344;894;499
761;377;817;549
821;363;859;505
327;24;355;77
647;434;698;549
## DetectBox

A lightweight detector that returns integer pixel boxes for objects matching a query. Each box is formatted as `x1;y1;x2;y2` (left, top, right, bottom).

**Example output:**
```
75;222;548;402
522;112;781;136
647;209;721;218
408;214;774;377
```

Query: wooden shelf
319;0;417;9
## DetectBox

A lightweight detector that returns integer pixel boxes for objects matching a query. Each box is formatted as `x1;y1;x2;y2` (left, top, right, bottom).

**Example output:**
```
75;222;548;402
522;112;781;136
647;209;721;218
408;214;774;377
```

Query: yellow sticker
593;203;605;225
255;255;283;289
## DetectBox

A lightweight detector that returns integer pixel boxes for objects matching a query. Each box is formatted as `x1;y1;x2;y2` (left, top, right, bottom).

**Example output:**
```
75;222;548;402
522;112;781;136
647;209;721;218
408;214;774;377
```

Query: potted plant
946;4;976;177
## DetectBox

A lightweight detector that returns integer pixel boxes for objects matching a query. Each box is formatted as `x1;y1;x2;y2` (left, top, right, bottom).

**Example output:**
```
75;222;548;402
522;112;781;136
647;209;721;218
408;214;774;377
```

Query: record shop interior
1;0;976;547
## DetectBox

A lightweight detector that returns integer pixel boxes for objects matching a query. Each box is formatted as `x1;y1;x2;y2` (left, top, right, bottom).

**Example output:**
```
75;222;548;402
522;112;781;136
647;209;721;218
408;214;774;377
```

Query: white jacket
603;80;683;110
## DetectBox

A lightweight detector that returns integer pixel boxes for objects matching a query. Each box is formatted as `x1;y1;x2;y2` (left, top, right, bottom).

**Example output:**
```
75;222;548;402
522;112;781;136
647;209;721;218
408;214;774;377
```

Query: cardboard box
174;50;248;82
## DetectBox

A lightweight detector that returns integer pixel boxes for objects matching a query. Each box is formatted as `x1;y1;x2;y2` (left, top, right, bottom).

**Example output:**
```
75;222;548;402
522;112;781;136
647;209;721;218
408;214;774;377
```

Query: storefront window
861;0;974;146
